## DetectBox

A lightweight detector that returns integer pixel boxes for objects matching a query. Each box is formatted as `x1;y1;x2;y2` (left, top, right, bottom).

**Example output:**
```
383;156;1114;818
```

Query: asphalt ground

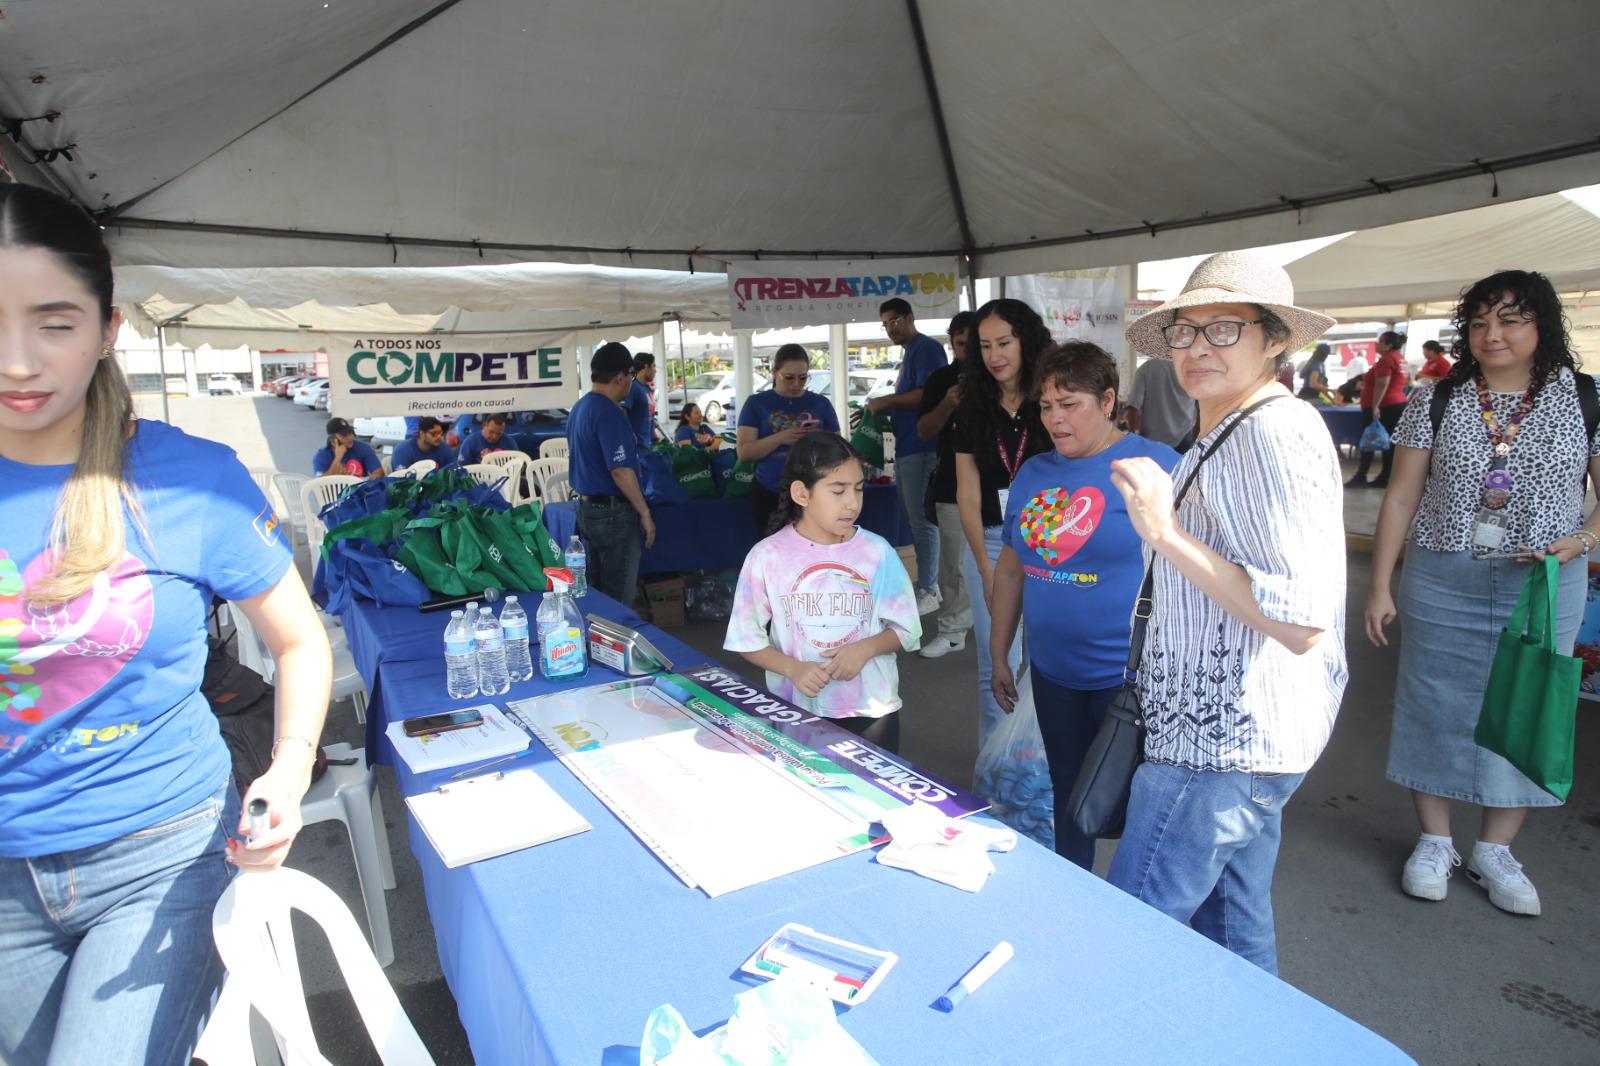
152;393;1600;1065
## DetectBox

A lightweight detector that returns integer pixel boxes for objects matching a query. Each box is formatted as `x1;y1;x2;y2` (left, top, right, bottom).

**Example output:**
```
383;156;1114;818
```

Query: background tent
1286;193;1600;322
4;1;1599;276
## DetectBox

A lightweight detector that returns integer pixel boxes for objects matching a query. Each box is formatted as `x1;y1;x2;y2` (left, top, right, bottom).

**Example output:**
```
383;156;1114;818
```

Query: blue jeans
0;782;238;1065
1107;762;1305;975
1031;667;1121;870
964;524;1023;753
895;450;939;593
577;496;643;606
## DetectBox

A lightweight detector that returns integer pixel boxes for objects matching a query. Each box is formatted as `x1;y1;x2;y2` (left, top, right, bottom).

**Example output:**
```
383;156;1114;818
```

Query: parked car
164;376;188;396
353;415;410;443
805;369;897;405
277;375;312;398
266;373;302;396
293;378;329;408
665;371;768;424
206;373;243;396
313;388;330;412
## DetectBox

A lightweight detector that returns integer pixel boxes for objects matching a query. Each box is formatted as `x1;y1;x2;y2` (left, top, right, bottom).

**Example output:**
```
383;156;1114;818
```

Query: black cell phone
403;708;484;737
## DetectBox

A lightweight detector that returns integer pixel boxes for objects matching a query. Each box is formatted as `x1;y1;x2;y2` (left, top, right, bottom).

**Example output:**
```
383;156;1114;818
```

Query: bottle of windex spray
444;609;479;699
537;567;589;680
474;606;511;696
500;595;534;682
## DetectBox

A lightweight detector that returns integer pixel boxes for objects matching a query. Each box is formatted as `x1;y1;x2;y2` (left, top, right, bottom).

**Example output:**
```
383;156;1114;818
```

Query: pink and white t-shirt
724;525;920;719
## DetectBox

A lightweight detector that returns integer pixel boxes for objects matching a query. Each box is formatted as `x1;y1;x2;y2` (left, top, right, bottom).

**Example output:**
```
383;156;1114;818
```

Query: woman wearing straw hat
1106;251;1348;974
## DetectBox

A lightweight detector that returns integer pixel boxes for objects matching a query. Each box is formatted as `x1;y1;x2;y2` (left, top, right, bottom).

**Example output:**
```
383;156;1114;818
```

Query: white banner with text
325;333;578;419
1005;267;1131;352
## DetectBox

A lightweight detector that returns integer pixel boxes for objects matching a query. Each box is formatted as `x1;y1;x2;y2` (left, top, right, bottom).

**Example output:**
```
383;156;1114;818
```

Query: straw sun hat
1125;250;1335;359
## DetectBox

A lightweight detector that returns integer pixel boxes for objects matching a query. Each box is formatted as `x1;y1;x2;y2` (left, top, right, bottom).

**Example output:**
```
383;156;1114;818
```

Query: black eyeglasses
1162;319;1261;349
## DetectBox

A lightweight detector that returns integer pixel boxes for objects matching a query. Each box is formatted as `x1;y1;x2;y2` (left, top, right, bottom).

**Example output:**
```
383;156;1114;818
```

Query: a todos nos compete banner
1006;267;1131;352
728;257;961;329
325;333;575;419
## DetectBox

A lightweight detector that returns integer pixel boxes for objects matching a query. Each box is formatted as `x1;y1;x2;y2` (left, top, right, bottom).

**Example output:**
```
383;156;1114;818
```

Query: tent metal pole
905;0;974;257
828;324;850;436
157;325;171;424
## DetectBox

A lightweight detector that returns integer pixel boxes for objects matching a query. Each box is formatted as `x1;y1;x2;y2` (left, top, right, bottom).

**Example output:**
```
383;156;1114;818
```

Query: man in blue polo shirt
312;417;384;478
390;416;457;471
567;343;656;602
868;297;949;615
621;352;657;448
459;413;521;465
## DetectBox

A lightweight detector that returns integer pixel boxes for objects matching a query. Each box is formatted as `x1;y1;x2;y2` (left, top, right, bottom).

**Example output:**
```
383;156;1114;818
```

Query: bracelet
271;736;318;760
1576;530;1598;553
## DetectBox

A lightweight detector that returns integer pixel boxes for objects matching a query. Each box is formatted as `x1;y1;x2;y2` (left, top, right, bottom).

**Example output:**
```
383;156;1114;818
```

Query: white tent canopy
5;1;1600;277
116;262;729;351
1286;193;1600;321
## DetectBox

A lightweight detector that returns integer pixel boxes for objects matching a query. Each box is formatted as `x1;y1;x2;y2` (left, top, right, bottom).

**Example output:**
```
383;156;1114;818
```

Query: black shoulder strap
1577;372;1600;443
1124;395;1283;678
1428;378;1455;443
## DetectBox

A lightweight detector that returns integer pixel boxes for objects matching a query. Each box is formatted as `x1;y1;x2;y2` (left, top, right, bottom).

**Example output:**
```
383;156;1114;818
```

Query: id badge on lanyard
996;487;1011;518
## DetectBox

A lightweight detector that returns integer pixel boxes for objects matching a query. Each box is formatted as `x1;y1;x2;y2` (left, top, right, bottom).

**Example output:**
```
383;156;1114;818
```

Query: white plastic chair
480;451;536;505
300;476;361;556
462;463;509;499
528;457;569;502
537;437;568;460
399;459;437;479
541;471;573;504
228;600;367;725
271;472;311;552
247;467;281;512
194;867;428;1066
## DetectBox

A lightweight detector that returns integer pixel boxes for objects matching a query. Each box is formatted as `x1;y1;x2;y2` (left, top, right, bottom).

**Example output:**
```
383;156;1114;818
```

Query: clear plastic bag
971;672;1054;851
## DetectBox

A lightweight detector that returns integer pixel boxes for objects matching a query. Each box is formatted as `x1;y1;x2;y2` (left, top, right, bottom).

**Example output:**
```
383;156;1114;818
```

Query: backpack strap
1428;377;1455;445
1576;372;1600;444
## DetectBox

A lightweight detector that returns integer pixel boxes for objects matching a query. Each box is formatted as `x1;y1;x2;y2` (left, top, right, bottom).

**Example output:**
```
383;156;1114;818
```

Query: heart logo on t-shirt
1019;487;1105;566
0;550;153;724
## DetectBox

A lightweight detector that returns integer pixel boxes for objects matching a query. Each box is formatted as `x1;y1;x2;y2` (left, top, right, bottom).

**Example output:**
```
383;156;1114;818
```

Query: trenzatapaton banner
728;257;961;329
324;333;577;419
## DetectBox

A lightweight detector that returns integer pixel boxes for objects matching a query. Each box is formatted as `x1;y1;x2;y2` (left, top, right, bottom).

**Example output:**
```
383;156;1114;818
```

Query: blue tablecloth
346;597;1410;1066
1320;405;1365;452
542;483;909;575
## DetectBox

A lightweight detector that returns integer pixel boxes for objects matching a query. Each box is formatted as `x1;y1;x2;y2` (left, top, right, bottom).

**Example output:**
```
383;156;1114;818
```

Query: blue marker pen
934;941;1014;1012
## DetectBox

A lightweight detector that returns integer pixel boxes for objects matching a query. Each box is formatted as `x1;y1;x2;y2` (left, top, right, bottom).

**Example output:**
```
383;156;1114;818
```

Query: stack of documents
406;768;591;867
384;704;529;774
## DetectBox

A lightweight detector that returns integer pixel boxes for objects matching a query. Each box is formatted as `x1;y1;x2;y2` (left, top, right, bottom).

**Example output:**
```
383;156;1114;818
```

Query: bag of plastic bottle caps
971;671;1054;852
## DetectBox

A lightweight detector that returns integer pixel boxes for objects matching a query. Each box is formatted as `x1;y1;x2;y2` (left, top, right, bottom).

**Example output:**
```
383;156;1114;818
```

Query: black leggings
750;481;783;537
834;711;900;755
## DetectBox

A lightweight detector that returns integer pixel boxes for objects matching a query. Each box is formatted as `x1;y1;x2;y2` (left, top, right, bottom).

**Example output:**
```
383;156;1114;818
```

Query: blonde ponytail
27;355;142;607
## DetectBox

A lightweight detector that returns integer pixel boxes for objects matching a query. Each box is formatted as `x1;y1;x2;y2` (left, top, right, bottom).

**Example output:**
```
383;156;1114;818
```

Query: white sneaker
1466;844;1541;916
1400;837;1460;901
915;588;941;615
919;634;967;658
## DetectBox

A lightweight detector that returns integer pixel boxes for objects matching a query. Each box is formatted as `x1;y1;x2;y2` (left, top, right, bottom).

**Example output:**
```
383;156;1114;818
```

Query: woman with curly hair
953;299;1051;750
1366;269;1599;917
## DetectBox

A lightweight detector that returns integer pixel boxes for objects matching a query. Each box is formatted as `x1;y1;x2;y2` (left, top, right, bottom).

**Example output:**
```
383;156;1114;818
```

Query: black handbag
1064;396;1282;838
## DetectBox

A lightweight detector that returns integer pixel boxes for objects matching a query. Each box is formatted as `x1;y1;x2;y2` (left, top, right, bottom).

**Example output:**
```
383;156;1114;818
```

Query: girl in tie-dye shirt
725;433;921;753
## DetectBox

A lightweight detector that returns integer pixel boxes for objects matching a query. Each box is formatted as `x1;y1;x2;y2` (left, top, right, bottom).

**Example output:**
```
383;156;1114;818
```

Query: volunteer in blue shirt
389;415;457;471
459;412;520;464
622;352;658;448
674;402;721;449
567;342;656;601
312;416;384;477
869;297;950;615
988;342;1179;869
736;344;839;533
0;182;332;1064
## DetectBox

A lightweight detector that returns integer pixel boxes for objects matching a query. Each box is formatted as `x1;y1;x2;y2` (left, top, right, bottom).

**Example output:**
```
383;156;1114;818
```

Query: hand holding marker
935;941;1014;1012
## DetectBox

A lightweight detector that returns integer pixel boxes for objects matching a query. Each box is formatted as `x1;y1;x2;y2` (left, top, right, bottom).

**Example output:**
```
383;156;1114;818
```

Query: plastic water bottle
474;606;511;696
444;610;478;699
500;595;533;682
537;568;589;680
564;535;588;597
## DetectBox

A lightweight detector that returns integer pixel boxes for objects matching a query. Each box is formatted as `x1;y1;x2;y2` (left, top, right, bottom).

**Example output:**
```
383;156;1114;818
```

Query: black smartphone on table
403;708;484;737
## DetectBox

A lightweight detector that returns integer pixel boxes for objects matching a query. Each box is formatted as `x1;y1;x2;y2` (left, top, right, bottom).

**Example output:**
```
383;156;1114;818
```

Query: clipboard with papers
405;767;591;868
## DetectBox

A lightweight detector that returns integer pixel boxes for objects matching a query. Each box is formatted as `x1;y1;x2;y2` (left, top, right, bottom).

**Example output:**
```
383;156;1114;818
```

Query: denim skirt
1386;547;1585;807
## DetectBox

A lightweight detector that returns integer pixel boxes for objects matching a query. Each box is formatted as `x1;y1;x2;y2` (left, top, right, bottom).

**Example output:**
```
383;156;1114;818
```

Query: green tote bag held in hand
1475;555;1582;801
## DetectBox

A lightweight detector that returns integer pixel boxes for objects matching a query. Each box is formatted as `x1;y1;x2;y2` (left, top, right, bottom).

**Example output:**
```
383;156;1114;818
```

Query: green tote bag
1475;555;1582;801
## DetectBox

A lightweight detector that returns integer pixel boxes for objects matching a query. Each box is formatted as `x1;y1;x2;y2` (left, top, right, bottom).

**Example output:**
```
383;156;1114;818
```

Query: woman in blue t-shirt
735;344;839;533
988;343;1178;870
674;402;721;449
0;184;333;1064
